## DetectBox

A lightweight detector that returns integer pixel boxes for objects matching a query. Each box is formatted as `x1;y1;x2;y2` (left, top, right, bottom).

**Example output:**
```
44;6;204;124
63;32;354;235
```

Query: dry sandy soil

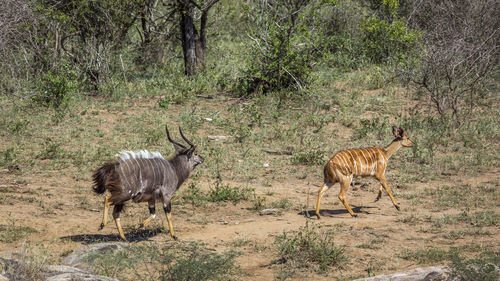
0;96;498;280
1;164;498;280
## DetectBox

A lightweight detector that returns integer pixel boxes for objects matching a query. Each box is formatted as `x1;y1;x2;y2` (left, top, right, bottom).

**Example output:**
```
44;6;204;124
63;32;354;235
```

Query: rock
259;209;281;216
46;272;119;281
45;265;86;275
45;264;119;281
353;266;450;281
423;270;451;281
0;257;118;281
63;242;128;267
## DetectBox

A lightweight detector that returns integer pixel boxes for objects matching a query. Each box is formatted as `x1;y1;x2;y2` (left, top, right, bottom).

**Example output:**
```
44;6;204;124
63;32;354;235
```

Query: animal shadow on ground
301;205;376;219
61;228;163;244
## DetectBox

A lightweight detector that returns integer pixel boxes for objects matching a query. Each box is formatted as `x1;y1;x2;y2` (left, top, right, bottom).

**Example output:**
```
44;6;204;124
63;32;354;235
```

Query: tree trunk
179;5;204;76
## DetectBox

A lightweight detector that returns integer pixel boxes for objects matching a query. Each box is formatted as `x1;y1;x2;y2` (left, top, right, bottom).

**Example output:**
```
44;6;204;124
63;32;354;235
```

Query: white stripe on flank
367;148;376;175
336;153;350;174
132;158;141;190
115;150;164;162
120;159;133;190
346;150;358;175
354;150;365;175
151;159;159;187
359;149;369;175
143;158;155;188
341;152;352;174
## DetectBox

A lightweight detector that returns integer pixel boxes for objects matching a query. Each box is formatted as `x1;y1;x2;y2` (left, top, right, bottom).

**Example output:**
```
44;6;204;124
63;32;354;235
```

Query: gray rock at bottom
353;266;451;281
0;256;120;281
63;242;129;267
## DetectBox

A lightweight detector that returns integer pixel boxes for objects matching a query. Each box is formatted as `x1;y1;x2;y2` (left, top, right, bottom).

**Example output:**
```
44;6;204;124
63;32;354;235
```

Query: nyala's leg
112;204;127;241
315;182;333;219
139;200;156;228
99;195;112;230
163;202;177;240
338;178;357;217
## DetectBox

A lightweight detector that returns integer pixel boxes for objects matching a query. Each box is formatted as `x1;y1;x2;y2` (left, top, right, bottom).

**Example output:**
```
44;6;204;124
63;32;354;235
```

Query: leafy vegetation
274;223;345;275
0;0;498;280
87;242;240;281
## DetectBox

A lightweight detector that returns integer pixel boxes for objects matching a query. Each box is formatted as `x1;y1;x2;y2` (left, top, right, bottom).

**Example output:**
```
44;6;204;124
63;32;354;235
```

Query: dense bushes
235;0;316;96
360;17;420;64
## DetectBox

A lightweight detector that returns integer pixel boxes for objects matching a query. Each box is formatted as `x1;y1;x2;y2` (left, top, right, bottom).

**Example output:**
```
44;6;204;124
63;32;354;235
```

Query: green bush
207;184;253;204
275;223;345;273
360;17;420;64
400;247;451;264
236;0;316;96
32;64;77;110
88;242;240;281
180;182;208;207
0;223;38;243
450;250;499;281
291;150;325;165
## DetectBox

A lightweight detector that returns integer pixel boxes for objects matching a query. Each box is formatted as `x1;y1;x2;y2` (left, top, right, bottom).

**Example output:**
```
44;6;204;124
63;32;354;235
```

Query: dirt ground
1;163;498;280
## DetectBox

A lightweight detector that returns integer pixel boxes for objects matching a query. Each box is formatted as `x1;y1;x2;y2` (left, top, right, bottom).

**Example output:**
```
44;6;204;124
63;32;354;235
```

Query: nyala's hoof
98;223;105;231
172;235;178;241
395;204;401;211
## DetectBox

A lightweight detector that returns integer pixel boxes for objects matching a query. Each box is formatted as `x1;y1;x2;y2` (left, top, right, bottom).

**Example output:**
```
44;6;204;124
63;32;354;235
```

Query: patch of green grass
179;182;208;207
443;229;492;239
178;181;253;206
456;210;499;227
357;238;386;250
424;184;499;210
400;247;451;264
249;194;267;211
450;250;500;281
433;211;499;228
0;223;38;243
291;150;325;165
270;197;293;210
36;138;66;160
88;241;240;281
207;183;253;204
226;237;251;248
396;214;420;225
274;223;345;274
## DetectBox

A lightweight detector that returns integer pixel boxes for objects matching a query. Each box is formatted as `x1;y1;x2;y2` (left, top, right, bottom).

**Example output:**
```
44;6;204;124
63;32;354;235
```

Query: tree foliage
237;0;319;96
401;0;500;121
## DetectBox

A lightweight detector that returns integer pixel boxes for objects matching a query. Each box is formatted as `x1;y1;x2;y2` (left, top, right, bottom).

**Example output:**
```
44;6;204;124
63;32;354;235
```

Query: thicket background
0;0;499;280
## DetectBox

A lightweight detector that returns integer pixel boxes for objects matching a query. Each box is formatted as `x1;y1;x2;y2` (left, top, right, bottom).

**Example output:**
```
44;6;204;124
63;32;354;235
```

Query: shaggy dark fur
92;162;120;195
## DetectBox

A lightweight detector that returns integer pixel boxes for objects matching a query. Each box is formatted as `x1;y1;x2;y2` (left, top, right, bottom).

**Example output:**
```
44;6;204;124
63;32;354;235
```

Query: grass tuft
87;241;240;281
274;223;345;274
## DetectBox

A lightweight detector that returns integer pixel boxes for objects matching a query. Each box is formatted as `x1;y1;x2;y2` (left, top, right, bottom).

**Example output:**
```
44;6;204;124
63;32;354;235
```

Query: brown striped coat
315;126;414;218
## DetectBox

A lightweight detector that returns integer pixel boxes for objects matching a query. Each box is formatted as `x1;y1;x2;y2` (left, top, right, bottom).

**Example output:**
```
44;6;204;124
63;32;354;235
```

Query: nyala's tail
92;162;119;194
323;161;337;184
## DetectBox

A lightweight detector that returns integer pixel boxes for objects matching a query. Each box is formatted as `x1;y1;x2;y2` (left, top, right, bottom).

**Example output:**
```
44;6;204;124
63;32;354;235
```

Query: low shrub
88;242;240;281
274;223;345;274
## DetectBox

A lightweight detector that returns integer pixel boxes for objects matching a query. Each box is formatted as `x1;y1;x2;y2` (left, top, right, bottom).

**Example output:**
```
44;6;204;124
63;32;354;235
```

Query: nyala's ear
186;148;195;158
398;128;405;137
392;126;400;137
173;143;185;154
